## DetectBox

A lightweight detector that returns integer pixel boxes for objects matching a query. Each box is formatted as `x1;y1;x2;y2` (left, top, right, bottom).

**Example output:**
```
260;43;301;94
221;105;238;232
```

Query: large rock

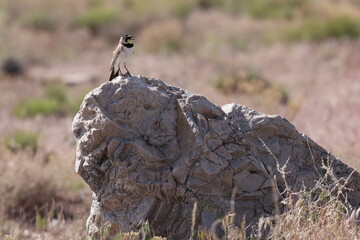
72;76;360;239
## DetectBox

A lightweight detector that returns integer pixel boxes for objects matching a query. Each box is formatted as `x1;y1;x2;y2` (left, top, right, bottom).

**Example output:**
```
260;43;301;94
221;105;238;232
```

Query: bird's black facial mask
125;35;134;44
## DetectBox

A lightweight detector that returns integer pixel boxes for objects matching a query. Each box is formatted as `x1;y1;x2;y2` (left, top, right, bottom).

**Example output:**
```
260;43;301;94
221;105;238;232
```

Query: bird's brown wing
109;45;121;72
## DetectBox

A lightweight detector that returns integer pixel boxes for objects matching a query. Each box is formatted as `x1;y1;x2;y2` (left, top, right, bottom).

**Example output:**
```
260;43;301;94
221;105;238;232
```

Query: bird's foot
118;72;131;78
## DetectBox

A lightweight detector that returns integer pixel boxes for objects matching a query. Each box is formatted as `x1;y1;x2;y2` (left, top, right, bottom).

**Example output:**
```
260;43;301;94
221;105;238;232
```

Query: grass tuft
22;11;56;31
213;68;268;94
14;83;83;118
140;19;185;54
174;2;193;19
15;98;62;118
3;130;39;153
76;6;118;35
45;83;68;104
246;0;307;19
285;16;360;42
35;212;47;231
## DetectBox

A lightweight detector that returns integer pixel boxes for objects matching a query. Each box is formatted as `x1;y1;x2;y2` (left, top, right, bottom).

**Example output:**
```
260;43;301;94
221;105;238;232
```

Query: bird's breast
117;46;134;62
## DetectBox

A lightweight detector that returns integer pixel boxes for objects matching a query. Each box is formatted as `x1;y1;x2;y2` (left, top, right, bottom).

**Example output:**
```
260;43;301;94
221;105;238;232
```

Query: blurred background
0;0;359;238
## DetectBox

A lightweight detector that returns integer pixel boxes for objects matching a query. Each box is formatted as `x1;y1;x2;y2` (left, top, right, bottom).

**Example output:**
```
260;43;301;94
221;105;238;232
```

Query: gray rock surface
72;75;360;239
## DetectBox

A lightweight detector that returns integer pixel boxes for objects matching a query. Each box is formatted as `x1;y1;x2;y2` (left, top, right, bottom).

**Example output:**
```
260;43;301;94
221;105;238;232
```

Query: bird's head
120;34;135;45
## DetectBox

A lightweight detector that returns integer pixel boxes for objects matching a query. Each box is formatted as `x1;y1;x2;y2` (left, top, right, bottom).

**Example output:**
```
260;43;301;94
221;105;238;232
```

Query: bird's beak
130;36;135;40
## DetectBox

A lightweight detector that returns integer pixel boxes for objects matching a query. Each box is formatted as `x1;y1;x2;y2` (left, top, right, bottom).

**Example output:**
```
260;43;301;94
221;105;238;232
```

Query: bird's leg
118;63;123;76
124;62;131;76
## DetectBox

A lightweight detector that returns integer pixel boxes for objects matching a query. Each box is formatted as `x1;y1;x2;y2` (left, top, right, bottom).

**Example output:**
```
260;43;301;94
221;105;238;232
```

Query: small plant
99;222;112;239
140;19;184;54
4;130;39;152
139;220;155;239
96;222;162;240
263;84;290;105
45;83;68;104
212;68;268;94
285;16;360;42
174;2;193;19
14;83;80;118
76;7;118;35
15;98;62;118
246;0;307;19
35;212;47;231
213;66;290;106
22;11;56;31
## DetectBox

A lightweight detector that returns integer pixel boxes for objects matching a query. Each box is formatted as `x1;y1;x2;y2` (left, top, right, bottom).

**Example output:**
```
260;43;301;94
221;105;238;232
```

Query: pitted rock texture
73;76;360;239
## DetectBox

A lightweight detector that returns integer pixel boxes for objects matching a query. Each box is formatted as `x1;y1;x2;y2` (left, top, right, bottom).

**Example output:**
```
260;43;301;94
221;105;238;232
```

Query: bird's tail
109;68;120;81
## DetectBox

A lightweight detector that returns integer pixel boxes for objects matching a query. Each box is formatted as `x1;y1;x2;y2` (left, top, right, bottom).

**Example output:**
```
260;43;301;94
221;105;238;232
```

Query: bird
109;34;135;81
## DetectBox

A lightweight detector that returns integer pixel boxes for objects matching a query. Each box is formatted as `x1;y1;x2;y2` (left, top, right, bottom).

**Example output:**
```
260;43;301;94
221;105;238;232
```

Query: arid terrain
0;0;359;239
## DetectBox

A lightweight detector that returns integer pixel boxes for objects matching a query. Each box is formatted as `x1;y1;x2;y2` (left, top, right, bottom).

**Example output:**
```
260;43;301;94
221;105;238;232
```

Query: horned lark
109;34;135;81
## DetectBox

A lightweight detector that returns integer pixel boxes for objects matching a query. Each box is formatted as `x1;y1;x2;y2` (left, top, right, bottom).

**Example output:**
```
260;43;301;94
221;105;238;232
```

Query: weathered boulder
72;75;360;239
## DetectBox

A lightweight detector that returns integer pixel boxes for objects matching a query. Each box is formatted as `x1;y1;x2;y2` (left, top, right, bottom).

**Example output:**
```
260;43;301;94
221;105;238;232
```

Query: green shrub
325;16;360;38
15;98;62;118
45;83;68;104
174;2;193;19
13;83;81;118
285;16;360;42
22;11;56;31
4;131;39;152
246;0;307;19
213;68;290;106
76;7;118;35
141;19;184;54
35;212;47;231
212;68;267;94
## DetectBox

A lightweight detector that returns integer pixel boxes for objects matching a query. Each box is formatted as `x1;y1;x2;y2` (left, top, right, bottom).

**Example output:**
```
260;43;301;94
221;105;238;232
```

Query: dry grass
212;65;289;106
0;146;91;239
265;194;359;239
140;19;185;54
258;154;360;240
